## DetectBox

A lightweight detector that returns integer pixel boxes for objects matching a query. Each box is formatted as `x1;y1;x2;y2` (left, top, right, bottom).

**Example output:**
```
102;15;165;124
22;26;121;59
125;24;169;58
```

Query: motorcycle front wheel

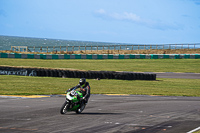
60;101;69;114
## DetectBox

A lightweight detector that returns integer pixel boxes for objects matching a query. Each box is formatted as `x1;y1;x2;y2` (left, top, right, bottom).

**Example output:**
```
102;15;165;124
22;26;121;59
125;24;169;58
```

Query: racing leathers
68;82;90;103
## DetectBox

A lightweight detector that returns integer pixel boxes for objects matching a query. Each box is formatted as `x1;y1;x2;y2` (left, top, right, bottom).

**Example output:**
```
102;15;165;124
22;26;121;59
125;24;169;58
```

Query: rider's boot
77;100;85;112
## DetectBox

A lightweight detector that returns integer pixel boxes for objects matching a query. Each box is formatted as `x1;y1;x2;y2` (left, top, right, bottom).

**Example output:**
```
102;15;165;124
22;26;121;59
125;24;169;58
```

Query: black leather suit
69;82;90;103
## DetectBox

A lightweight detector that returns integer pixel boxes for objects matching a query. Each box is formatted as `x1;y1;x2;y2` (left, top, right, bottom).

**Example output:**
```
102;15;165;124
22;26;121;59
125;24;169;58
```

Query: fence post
47;46;48;53
53;46;55;52
72;46;74;52
34;46;35;52
66;46;68;52
97;46;98;51
85;46;86;53
40;47;42;52
103;45;104;51
144;45;145;50
120;45;121;50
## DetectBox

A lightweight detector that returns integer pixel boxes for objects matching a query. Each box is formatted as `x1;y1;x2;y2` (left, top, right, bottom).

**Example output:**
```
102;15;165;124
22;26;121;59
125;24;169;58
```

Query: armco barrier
0;66;156;80
0;53;200;59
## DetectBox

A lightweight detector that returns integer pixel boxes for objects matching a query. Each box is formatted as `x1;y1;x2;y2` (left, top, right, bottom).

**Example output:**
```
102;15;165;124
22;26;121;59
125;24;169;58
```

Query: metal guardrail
11;44;200;53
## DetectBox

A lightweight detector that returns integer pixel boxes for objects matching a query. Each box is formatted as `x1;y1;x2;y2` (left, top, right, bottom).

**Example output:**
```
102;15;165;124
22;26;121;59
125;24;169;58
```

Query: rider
68;78;90;104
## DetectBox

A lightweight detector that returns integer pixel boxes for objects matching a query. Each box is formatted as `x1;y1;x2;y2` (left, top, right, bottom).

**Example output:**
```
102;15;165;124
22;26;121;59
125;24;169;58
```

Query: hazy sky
0;0;200;44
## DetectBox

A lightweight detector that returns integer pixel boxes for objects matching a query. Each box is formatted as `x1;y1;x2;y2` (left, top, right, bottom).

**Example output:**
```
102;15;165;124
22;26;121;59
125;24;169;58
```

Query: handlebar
66;87;77;93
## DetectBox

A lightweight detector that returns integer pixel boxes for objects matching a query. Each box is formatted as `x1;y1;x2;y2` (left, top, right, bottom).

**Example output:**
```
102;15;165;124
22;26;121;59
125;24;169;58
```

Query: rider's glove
81;97;85;101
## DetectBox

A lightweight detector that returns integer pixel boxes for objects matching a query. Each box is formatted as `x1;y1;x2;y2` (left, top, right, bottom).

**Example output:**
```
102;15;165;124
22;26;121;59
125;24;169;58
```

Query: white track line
187;126;200;133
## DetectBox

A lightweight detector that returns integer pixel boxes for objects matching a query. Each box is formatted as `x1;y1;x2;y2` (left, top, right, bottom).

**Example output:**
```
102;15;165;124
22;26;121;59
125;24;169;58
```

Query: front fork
66;99;80;110
65;99;72;109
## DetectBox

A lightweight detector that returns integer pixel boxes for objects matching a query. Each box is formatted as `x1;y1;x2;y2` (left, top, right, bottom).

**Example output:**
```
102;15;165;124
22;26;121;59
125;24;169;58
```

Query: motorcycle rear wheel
76;102;85;114
60;101;69;114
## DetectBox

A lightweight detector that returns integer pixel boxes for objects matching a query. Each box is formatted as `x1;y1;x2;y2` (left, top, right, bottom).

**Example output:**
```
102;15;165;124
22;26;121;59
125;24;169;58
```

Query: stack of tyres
62;70;68;78
139;73;144;80
35;69;41;76
68;71;74;78
45;69;51;77
0;66;156;80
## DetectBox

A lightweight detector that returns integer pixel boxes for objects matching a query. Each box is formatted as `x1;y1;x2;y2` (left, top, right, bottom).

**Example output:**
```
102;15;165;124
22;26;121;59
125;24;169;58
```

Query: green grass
0;75;200;97
0;58;200;73
0;58;200;96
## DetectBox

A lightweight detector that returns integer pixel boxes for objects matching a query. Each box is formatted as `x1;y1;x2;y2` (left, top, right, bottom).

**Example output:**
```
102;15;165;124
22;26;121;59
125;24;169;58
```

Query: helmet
79;78;86;87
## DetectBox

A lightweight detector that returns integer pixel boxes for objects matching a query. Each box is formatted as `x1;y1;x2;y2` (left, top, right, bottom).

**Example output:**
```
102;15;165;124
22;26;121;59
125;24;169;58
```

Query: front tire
60;101;69;114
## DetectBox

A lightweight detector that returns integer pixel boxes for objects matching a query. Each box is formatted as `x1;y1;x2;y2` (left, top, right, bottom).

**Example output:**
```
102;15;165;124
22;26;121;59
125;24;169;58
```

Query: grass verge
0;58;200;73
0;75;199;97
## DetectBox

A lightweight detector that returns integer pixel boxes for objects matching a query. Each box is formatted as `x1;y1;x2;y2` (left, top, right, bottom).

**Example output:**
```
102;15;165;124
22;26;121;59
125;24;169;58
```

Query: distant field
0;58;200;73
0;75;200;97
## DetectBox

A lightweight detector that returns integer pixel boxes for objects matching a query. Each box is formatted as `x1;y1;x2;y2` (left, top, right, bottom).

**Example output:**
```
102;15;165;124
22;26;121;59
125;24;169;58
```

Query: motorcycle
60;87;85;114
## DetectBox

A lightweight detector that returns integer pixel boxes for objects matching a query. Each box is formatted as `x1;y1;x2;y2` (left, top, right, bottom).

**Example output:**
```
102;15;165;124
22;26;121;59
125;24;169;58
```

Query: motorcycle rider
68;78;90;105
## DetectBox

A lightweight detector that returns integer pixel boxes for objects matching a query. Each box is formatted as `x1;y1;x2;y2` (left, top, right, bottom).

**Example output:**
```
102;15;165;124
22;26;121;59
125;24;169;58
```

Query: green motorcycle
60;87;85;114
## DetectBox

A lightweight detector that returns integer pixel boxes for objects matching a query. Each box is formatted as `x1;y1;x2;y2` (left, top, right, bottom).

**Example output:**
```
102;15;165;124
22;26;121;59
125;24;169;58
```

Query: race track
0;95;200;133
147;72;200;79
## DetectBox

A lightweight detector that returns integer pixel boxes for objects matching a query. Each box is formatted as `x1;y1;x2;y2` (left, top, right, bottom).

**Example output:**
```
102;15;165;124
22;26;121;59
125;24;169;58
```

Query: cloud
94;9;181;31
112;12;141;22
94;9;141;22
95;9;106;14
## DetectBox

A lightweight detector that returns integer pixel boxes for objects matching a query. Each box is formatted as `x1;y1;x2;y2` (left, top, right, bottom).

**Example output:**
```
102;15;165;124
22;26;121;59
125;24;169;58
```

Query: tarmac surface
149;72;200;79
0;95;200;133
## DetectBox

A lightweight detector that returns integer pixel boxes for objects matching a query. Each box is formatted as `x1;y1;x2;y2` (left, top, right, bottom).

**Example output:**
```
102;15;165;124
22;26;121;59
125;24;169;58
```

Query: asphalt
148;72;200;79
0;95;200;133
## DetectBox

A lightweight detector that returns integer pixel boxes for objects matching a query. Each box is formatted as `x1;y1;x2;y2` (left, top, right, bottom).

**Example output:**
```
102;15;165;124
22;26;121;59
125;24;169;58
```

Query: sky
0;0;200;44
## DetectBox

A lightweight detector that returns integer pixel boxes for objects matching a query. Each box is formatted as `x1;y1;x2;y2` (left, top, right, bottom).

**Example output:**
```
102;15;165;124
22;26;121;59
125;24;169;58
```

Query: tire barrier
1;53;200;59
0;66;156;80
0;66;37;76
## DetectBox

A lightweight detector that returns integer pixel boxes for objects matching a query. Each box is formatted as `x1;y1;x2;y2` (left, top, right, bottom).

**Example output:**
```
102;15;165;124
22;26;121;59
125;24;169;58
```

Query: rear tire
60;101;69;114
76;102;85;114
